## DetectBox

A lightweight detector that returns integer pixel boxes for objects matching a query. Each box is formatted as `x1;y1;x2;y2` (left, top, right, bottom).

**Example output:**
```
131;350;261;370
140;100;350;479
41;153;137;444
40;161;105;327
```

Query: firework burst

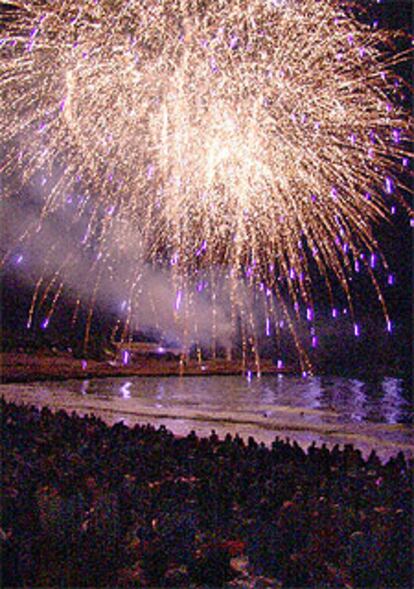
0;0;412;371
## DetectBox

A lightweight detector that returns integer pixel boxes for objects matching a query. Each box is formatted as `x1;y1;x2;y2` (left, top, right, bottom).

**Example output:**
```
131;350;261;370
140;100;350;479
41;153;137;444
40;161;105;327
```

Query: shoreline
2;376;413;463
1;351;409;384
2;352;412;463
0;351;291;383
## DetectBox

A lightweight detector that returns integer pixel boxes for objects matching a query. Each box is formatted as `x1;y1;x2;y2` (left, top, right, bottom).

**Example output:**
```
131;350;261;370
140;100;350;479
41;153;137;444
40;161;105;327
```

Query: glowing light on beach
120;381;132;399
0;0;412;370
80;380;89;395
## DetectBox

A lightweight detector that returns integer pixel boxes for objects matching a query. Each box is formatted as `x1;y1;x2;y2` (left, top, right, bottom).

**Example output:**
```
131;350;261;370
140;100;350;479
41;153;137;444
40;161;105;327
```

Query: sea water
1;375;412;461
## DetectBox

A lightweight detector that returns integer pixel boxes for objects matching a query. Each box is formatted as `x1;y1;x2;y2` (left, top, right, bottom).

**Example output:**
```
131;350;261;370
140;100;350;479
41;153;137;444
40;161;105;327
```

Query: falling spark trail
0;0;412;369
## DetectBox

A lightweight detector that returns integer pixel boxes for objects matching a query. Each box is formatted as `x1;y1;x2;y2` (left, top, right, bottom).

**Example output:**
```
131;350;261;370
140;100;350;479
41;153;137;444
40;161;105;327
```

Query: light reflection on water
1;375;412;459
102;374;411;426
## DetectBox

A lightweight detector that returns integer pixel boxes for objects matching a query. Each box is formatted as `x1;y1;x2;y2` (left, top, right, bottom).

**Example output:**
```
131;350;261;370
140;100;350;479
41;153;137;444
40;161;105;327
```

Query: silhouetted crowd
2;397;413;588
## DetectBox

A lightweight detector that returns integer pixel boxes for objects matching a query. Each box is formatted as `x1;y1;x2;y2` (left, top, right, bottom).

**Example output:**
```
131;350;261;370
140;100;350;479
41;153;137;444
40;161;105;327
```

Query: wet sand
1;370;412;462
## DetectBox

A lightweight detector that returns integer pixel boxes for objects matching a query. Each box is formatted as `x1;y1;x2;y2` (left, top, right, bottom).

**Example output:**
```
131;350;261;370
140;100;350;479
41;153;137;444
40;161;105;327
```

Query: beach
0;352;286;383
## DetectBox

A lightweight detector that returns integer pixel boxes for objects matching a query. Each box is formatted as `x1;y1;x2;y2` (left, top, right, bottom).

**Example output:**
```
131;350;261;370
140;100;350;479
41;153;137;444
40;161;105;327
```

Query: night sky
0;0;412;374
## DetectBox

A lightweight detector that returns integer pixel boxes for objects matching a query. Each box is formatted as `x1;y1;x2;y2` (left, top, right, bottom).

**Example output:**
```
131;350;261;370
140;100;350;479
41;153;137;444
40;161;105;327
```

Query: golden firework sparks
0;0;412;371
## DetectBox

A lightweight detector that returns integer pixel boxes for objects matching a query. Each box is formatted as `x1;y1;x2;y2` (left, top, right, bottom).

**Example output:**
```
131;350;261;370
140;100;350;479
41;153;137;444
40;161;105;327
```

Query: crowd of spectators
2;397;413;588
